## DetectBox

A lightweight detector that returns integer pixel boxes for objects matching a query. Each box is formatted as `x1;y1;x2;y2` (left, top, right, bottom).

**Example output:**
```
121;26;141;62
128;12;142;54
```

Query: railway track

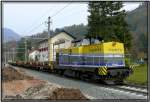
83;80;148;98
11;65;148;98
83;79;148;97
113;85;147;96
58;72;148;98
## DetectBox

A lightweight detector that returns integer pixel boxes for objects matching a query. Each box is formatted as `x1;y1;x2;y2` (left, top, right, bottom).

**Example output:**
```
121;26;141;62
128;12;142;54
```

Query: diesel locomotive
55;41;132;84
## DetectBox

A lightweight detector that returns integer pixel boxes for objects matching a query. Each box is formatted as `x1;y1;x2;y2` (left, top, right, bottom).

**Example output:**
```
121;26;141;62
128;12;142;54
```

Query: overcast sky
3;2;141;36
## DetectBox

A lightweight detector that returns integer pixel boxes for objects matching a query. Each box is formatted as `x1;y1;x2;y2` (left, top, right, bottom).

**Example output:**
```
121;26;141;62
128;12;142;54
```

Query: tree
87;1;132;50
87;2;101;40
16;39;25;61
16;38;31;61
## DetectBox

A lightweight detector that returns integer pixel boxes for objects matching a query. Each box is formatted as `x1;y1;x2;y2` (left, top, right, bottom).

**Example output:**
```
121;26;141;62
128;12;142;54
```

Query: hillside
3;28;21;43
63;24;88;39
126;3;148;59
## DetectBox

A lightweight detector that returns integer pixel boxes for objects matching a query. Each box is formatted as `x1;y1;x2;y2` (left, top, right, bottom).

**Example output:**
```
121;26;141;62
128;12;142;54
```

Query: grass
126;64;148;85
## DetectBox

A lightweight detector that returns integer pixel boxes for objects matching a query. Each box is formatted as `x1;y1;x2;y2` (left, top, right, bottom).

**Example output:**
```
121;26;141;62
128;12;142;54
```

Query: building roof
29;49;38;54
37;30;76;44
37;30;88;45
72;35;85;43
50;29;76;39
37;38;48;44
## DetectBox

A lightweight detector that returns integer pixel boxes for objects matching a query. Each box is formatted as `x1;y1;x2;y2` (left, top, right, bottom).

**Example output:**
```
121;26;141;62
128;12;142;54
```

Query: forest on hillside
126;3;147;59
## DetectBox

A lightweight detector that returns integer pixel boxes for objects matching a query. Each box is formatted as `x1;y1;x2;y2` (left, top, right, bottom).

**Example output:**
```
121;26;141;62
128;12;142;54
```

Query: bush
125;57;131;66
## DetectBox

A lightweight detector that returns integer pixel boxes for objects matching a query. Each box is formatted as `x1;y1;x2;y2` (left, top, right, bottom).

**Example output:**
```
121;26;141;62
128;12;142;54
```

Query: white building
28;50;39;61
38;39;48;62
49;30;76;62
37;30;76;63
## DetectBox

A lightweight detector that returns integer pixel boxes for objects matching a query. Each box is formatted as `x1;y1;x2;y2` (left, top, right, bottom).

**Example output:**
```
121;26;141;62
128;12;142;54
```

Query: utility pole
24;38;27;62
12;48;15;62
48;16;51;37
47;16;52;62
8;48;10;62
12;39;16;62
4;46;7;64
4;52;6;64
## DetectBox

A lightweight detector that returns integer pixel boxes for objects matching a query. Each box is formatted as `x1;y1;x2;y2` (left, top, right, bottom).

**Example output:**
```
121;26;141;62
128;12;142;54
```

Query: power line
23;2;72;35
25;37;49;40
5;52;25;54
55;6;87;22
23;6;54;34
48;2;71;32
27;22;45;34
51;2;72;18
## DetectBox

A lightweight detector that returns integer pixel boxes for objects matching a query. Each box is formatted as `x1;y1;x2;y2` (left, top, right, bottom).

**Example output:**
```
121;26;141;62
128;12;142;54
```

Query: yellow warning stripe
98;66;107;75
99;70;105;75
100;68;105;75
101;69;106;75
129;65;135;69
103;67;107;73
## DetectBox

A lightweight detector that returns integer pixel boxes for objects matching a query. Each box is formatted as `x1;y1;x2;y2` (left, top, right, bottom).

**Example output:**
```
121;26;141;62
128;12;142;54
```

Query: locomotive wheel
114;79;124;85
102;78;124;85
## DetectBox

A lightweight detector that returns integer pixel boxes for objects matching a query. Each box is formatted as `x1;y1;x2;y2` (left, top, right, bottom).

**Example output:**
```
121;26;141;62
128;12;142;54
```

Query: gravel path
14;67;147;99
